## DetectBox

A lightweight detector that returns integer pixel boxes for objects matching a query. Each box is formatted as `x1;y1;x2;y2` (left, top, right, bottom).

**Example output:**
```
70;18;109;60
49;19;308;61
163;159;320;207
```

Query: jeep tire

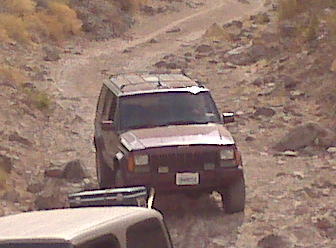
115;169;125;187
96;153;115;189
221;176;246;214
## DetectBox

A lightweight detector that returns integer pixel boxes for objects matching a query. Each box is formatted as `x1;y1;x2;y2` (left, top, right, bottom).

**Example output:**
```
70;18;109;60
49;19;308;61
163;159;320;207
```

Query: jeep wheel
96;153;115;189
115;169;125;187
220;177;246;214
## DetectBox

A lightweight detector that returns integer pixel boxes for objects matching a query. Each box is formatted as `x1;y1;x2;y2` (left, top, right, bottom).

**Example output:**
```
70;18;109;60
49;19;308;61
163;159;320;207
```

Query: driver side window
102;91;117;122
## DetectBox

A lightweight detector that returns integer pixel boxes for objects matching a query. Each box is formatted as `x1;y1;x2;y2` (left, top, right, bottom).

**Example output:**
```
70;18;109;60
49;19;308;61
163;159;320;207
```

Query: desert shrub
3;0;36;16
112;0;148;13
0;24;10;43
24;89;52;110
0;65;27;85
27;11;65;42
48;2;82;36
0;167;8;189
305;13;319;42
0;14;33;44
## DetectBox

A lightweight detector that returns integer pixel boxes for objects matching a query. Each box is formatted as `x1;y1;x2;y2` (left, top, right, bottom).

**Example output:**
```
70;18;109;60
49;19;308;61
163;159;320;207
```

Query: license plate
176;173;199;185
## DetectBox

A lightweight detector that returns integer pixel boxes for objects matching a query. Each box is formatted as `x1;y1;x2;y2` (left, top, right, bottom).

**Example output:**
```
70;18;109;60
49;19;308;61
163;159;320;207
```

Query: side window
77;235;120;248
97;85;108;114
126;218;169;248
102;90;117;121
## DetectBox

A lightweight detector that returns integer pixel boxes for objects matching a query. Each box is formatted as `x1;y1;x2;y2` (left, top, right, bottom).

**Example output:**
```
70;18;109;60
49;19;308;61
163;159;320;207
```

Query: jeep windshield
118;91;221;131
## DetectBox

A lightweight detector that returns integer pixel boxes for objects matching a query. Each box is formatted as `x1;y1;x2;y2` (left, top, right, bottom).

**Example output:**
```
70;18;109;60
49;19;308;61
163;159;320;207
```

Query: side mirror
101;120;115;131
222;112;235;124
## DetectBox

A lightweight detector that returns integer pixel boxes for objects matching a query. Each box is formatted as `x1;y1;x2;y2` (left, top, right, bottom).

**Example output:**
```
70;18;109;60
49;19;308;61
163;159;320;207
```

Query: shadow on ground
153;193;244;248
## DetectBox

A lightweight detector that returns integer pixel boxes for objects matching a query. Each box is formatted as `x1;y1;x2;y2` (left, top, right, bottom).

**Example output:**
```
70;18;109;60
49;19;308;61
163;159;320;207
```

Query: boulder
0;155;13;173
27;181;44;193
257;234;292;248
253;12;271;24
63;159;87;181
43;46;61;62
8;132;32;146
254;107;276;117
273;122;335;151
35;190;66;210
224;52;254;66
195;44;214;54
45;167;64;178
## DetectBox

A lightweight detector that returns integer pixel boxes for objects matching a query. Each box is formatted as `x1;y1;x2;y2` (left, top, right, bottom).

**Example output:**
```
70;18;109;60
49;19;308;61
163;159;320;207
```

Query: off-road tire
221;176;246;214
96;153;115;189
115;169;125;187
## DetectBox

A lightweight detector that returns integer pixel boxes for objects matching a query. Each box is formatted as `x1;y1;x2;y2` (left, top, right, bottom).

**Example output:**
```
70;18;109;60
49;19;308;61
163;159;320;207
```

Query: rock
195;44;214;54
254;107;276;117
245;135;256;141
63;159;86;181
43;46;61;62
8;132;32;146
166;27;180;33
205;23;238;41
3;191;20;203
45;167;64;178
224;52;254;66
273;122;334;151
223;20;243;29
154;61;168;68
279;75;299;89
149;38;159;43
0;155;13;173
279;22;297;37
27;181;44;193
35;190;66;210
248;44;268;61
252;77;265;86
257;234;292;248
327;147;336;153
275;150;299;157
253;12;270;24
331;59;336;72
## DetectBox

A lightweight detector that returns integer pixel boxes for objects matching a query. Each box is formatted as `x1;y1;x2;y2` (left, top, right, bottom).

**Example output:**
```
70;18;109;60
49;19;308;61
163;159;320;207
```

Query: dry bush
26;11;65;42
112;0;148;13
24;88;52;110
305;14;319;42
0;167;8;190
3;0;36;16
0;65;27;85
0;24;11;43
48;2;82;36
278;0;300;20
0;14;34;44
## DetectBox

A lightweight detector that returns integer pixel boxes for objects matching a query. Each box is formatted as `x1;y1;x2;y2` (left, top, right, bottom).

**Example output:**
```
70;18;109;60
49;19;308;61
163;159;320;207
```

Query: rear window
126;218;170;248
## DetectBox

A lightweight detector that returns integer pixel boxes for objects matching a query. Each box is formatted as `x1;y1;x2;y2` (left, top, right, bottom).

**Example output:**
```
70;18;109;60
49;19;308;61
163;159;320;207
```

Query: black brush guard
68;187;155;208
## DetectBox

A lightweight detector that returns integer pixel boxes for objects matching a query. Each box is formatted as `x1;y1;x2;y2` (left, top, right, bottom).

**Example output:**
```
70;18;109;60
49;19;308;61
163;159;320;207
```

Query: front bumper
123;167;244;193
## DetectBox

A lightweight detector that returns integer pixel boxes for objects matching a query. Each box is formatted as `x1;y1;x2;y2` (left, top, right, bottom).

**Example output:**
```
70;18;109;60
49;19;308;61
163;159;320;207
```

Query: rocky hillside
0;0;335;247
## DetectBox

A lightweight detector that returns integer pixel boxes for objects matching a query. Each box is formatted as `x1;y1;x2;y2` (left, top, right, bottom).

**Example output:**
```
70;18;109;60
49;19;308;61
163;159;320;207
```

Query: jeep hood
120;123;235;151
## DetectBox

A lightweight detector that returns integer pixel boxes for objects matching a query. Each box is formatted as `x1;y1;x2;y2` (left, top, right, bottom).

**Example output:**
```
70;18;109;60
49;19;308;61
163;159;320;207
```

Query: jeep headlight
220;149;234;160
134;154;149;165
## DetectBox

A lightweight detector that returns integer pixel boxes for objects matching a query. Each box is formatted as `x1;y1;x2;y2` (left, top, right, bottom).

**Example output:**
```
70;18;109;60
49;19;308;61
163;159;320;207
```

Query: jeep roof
105;73;209;96
0;207;164;246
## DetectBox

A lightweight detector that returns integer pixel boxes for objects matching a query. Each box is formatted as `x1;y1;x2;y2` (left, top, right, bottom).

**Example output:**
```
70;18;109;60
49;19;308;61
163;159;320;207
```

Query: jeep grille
150;151;218;172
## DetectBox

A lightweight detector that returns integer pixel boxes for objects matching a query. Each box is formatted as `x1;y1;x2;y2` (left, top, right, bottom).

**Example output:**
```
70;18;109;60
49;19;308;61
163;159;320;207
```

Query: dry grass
0;14;34;44
25;89;52;110
0;0;82;45
0;65;27;85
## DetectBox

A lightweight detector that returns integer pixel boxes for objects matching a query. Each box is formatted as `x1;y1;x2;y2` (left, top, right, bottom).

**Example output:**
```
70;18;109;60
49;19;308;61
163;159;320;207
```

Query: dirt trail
50;0;265;247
